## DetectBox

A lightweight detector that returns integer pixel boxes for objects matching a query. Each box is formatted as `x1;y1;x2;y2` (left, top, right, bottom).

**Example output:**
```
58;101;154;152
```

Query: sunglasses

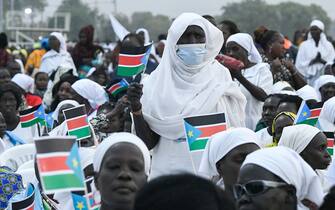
233;180;288;199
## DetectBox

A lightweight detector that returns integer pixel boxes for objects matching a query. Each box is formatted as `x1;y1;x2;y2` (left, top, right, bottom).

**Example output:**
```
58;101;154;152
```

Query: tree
219;0;331;39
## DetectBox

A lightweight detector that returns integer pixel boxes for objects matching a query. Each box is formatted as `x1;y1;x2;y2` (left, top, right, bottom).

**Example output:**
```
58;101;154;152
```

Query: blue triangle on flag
184;121;202;145
295;102;311;124
66;143;85;183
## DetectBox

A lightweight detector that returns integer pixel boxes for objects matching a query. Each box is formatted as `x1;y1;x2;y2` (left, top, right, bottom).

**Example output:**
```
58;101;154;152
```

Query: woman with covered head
127;12;246;179
314;74;335;102
226;33;273;130
318;96;335;131
296;20;335;85
40;32;77;77
236;146;323;210
72;25;104;78
93;132;150;210
198;128;260;202
278;124;332;191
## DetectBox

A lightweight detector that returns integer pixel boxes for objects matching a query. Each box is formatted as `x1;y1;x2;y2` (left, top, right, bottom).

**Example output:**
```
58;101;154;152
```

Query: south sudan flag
9;183;35;210
117;44;152;77
19;104;45;128
63;105;91;141
324;131;334;156
35;136;85;194
184;113;227;152
295;101;323;126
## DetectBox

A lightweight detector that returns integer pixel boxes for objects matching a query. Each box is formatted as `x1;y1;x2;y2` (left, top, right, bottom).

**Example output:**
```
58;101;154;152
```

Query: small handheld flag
107;79;129;97
72;177;101;210
71;193;89;210
35;136;85;194
184;113;227;152
19;104;45;128
9;183;35;210
294;101;323;126
116;43;152;77
324;132;334;156
63;105;92;141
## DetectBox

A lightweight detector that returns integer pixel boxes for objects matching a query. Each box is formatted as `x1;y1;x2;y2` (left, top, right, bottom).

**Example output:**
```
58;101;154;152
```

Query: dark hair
203;15;217;26
219;20;240;34
0;82;23;109
134;173;234;210
259;30;280;51
122;33;144;47
0;33;8;49
34;72;48;80
158;34;167;41
278;94;303;110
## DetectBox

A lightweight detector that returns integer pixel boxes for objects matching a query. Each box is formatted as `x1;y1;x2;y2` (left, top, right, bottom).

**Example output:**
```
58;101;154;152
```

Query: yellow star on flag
188;130;193;138
76;201;84;210
303;112;307;117
72;158;79;168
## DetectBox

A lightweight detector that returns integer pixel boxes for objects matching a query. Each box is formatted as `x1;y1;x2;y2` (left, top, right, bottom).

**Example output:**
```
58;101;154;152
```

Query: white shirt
237;63;273;130
256;127;273;148
40;49;77;76
11;123;39;143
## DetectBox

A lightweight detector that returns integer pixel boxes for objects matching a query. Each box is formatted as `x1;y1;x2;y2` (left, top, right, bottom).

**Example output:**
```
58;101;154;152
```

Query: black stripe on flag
63;105;87;120
119;44;151;55
35;136;76;154
11;184;35;209
324;131;334;139
184;113;226;126
73;177;94;195
19;104;41;115
309;102;323;109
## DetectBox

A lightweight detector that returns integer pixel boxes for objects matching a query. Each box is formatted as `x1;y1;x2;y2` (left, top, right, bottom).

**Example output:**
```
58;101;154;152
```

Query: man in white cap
296;20;335;85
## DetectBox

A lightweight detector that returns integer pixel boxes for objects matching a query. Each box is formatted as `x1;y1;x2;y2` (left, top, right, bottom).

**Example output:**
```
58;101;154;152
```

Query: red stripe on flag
66;116;88;130
37;156;70;172
328;139;334;147
119;54;143;66
20;113;35;122
310;108;321;118
108;83;121;93
25;202;34;210
198;124;227;138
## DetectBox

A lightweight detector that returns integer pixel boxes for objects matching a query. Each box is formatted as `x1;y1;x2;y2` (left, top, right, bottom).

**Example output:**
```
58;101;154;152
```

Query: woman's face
270;34;285;59
300;132;332;170
236;164;297;210
216;143;260;190
177;25;206;45
320;83;335;102
95;143;147;209
0;92;18;117
226;42;248;63
274;115;294;142
57;82;74;101
310;26;321;42
49;35;60;52
0;69;11;85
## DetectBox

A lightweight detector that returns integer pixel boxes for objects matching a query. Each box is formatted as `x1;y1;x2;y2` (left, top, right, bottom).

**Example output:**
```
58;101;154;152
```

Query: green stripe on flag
117;65;145;77
112;86;128;97
68;126;91;140
297;118;318;126
189;138;208;151
328;148;333;156
21;118;42;128
42;174;84;190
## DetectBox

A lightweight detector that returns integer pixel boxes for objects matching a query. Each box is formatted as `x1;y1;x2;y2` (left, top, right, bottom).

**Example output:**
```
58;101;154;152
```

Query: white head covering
314;75;335;100
278;124;321;154
11;73;34;93
296;85;319;101
79;147;95;169
71;79;108;110
50;32;67;52
93;132;151;175
52;100;80;122
226;33;262;63
270;81;294;94
86;67;97;78
242;146;323;210
318;96;335;131
136;28;151;45
310;20;325;31
141;13;246;140
198;128;259;178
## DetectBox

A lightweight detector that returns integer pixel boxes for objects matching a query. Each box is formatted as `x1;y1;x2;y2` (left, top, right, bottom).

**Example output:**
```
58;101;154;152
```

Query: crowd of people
0;11;335;210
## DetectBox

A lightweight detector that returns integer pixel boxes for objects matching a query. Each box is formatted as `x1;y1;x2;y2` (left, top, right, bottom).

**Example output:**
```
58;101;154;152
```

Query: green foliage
219;0;331;38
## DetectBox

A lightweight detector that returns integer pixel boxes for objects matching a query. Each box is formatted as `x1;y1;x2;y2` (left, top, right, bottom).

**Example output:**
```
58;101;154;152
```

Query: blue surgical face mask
176;43;207;66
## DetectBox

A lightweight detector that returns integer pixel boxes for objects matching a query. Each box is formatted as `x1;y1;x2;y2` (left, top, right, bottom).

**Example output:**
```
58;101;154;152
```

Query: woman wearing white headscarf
296;20;335;85
127;13;246;179
71;79;108;119
40;32;77;76
226;33;273;129
93;132;150;210
198;128;260;201
313;74;335;102
279;124;332;192
318;96;335;131
237;146;323;210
